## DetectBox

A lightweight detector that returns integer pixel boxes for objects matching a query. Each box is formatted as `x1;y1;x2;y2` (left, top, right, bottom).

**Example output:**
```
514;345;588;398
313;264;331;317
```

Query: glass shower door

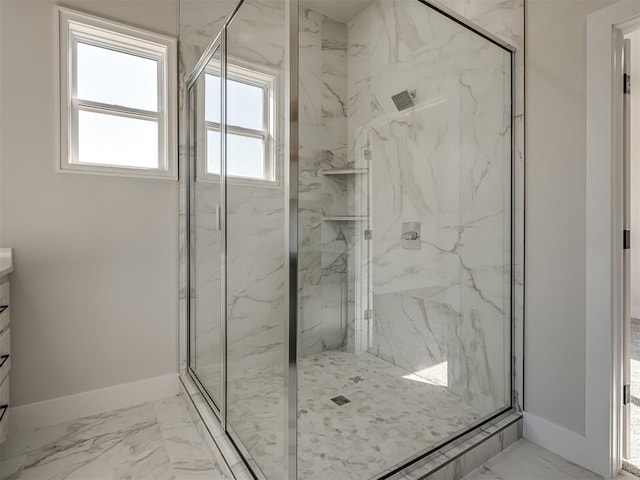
224;1;289;479
296;0;513;478
188;44;223;410
360;0;512;469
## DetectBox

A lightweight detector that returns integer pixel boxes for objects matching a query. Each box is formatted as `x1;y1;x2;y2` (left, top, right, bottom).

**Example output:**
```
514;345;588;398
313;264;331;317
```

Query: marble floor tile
0;430;33;480
1;455;27;480
464;439;634;480
0;432;33;462
153;397;232;480
20;403;174;480
197;350;485;480
0;396;230;480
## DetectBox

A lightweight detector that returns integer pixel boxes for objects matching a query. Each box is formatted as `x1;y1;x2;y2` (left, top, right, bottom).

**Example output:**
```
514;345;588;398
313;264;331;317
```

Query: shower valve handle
401;231;420;241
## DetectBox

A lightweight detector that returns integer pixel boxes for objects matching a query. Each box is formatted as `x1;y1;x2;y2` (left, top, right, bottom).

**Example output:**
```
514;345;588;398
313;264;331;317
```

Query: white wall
629;29;640;319
0;0;179;408
525;0;618;436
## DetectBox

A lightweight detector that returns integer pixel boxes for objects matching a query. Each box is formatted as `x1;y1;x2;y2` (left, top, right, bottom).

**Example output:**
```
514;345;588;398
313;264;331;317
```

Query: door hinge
363;149;372;161
364;309;372;320
625;73;631;95
624;229;631;250
364;229;372;240
624;384;631;405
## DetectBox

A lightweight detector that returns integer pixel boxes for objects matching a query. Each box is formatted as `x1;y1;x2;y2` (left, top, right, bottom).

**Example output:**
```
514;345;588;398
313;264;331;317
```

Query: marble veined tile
348;0;512;414
1;455;26;480
298;5;351;357
215;349;483;480
464;440;604;480
1;432;33;462
154;397;231;480
20;403;174;480
0;431;33;480
297;351;482;480
3;398;233;480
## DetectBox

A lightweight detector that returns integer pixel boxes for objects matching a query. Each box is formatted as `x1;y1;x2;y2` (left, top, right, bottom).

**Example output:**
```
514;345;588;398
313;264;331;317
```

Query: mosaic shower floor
199;350;485;480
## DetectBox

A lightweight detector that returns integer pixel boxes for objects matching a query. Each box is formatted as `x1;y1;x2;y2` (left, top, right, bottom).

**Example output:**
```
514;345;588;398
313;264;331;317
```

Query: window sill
58;162;178;181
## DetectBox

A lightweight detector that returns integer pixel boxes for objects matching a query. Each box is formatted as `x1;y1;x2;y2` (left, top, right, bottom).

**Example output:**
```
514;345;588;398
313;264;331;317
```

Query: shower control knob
401;231;419;241
401;222;421;250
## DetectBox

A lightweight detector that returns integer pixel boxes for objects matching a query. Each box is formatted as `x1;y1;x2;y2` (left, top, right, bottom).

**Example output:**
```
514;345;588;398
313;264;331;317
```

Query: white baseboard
9;373;179;435
523;411;598;475
631;306;640;320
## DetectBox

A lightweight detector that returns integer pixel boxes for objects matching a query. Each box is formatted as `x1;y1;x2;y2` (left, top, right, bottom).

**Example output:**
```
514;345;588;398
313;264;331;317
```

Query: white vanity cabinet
0;249;14;443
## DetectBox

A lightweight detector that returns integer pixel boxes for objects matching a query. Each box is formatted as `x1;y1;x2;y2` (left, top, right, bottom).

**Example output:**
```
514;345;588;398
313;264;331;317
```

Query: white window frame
199;59;277;186
57;7;177;180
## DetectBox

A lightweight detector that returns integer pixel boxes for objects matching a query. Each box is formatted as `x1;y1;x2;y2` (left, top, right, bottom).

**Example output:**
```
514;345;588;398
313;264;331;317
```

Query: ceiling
302;0;375;23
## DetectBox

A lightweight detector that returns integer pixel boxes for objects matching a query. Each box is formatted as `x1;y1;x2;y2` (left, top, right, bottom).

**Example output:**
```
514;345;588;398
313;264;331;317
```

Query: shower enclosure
186;0;515;478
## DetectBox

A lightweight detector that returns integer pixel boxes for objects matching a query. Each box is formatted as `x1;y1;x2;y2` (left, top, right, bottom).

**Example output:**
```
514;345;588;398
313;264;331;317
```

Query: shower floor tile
297;351;483;479
0;396;232;480
199;350;486;480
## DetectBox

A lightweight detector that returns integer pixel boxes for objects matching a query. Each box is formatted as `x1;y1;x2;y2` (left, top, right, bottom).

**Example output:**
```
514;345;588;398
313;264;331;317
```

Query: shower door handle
216;205;222;231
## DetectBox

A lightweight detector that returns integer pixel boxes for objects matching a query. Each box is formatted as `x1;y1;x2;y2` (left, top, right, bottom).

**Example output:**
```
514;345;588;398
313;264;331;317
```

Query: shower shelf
322;216;367;222
320;169;368;175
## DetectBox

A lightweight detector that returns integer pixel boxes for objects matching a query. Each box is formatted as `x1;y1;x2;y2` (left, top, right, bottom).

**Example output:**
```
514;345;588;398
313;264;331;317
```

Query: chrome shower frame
183;0;521;478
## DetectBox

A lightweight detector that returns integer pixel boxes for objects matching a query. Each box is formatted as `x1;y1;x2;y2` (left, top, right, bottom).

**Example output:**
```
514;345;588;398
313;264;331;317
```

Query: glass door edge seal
186;366;222;420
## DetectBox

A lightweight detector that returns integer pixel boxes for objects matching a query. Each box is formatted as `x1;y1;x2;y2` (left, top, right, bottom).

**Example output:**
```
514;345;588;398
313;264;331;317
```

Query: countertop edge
0;248;14;278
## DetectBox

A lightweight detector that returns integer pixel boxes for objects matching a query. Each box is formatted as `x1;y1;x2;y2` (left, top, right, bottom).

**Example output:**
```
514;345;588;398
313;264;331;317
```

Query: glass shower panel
297;0;512;478
225;1;288;478
189;45;223;409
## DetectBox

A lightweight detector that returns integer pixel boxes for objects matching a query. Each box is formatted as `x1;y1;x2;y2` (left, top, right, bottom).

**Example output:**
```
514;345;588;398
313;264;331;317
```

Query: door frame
622;35;632;463
586;1;640;477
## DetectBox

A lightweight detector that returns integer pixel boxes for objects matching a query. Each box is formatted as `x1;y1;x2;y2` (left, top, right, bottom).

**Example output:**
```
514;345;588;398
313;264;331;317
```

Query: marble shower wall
223;1;289;478
442;0;525;413
221;0;288;376
180;1;355;376
348;0;516;413
178;0;525;413
178;0;238;375
298;8;353;357
191;177;222;397
180;0;289;379
441;0;525;414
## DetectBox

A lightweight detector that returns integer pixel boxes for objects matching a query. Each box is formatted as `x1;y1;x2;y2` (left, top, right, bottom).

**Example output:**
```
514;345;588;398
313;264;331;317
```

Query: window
58;8;177;179
204;63;275;183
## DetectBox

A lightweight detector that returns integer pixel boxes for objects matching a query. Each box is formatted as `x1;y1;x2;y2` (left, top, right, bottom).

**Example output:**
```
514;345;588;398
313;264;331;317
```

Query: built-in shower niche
296;4;361;358
298;147;366;356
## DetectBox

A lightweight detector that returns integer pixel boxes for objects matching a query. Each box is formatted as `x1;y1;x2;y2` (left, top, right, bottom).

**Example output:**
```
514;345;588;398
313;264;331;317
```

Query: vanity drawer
0;376;9;443
0;282;9;332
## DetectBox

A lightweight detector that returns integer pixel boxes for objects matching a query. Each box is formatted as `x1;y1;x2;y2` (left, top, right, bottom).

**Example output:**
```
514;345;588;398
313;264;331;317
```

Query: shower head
391;90;416;111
